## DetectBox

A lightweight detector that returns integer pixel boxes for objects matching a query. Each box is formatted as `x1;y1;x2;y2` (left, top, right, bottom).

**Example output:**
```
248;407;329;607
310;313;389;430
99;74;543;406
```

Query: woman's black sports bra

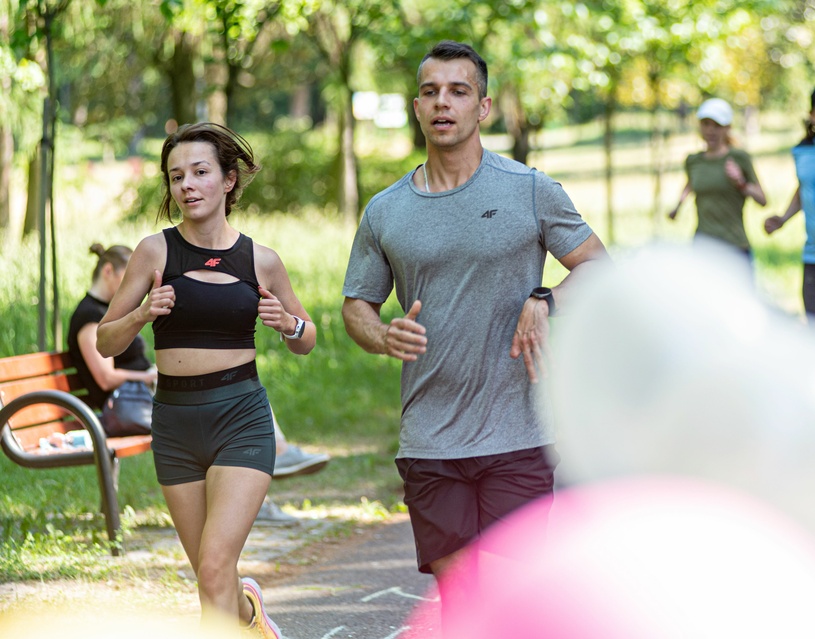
153;227;260;350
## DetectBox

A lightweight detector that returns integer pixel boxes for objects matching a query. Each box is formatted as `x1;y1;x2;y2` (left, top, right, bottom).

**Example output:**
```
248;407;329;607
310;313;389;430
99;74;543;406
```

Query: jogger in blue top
764;89;815;321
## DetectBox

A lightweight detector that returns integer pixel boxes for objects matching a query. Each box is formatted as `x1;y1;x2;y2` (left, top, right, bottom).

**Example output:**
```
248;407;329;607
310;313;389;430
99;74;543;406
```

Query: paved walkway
260;513;438;639
0;511;439;639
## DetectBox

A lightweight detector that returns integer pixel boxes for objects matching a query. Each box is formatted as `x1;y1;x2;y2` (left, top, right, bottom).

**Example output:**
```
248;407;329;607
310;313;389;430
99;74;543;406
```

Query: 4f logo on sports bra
204;258;222;267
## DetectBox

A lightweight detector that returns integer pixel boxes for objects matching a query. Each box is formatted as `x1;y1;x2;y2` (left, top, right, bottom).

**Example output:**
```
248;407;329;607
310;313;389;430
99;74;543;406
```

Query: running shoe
242;576;282;639
254;497;299;526
273;445;330;478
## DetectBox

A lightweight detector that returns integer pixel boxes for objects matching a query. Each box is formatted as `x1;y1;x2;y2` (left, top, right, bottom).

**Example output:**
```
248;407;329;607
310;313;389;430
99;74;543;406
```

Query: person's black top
67;293;151;409
152;226;261;350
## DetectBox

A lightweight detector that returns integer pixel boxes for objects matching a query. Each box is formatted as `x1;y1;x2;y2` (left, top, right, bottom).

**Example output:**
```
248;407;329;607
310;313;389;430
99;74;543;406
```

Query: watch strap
283;316;306;339
530;287;556;316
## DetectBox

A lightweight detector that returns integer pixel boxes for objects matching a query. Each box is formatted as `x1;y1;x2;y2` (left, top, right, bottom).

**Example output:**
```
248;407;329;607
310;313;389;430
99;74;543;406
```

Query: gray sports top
343;149;593;459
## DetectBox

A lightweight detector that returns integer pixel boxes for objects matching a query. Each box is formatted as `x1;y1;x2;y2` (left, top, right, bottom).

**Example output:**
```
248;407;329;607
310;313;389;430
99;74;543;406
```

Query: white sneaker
273;445;330;479
255;497;299;526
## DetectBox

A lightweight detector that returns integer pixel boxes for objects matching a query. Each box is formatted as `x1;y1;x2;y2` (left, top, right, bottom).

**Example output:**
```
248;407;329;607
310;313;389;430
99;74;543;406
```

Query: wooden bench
0;351;153;556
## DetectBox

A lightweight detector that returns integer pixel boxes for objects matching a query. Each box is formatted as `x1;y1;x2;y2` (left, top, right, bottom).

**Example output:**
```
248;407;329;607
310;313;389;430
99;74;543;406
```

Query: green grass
0;115;807;583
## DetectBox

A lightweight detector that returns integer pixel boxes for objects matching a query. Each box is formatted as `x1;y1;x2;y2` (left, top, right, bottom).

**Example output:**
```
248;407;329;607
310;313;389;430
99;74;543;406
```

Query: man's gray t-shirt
343;149;593;460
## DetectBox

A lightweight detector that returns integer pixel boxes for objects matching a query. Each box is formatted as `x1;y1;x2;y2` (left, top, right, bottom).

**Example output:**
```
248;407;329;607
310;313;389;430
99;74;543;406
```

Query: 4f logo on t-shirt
481;209;497;219
204;258;222;267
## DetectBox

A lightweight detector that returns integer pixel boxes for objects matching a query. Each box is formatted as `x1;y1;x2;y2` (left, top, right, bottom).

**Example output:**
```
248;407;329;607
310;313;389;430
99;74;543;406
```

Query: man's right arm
342;297;427;362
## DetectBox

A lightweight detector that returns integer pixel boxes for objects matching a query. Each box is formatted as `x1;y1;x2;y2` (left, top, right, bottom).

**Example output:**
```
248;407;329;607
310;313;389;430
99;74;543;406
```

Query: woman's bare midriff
155;348;256;377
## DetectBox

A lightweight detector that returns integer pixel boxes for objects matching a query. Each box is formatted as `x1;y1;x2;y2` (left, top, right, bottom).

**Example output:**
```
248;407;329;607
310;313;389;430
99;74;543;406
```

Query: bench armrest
0;390;111;469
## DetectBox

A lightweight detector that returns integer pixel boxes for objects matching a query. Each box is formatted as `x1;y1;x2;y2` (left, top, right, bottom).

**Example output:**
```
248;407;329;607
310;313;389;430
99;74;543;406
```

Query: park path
258;514;439;639
0;511;439;639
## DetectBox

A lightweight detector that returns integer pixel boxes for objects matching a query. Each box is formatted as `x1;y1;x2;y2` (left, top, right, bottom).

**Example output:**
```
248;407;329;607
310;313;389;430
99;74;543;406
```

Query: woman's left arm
741;180;767;206
726;155;767;206
255;244;316;355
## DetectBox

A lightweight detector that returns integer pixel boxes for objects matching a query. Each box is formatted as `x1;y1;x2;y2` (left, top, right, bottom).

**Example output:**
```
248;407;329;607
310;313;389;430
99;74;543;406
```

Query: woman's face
166;141;235;222
699;118;729;148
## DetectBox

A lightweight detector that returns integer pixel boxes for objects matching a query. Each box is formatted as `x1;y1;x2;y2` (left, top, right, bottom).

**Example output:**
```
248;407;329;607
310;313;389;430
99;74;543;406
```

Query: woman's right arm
97;235;173;357
668;181;692;220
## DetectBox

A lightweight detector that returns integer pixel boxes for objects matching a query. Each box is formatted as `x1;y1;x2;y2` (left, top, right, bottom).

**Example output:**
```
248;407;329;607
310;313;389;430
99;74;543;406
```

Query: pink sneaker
242;577;282;639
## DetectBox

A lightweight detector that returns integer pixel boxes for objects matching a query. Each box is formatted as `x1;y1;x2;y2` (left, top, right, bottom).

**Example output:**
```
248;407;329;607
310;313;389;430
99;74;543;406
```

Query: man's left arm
510;232;610;383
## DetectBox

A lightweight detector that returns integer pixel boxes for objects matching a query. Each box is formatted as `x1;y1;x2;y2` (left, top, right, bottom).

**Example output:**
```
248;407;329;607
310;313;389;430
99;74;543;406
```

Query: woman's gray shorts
151;369;275;486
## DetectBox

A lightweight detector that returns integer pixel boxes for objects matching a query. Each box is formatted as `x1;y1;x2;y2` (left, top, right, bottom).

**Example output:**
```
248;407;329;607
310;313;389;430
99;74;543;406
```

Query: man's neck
424;143;485;192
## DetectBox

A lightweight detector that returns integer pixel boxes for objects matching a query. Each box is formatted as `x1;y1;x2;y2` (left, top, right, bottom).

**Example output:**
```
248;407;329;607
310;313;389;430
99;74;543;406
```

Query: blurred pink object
405;478;815;639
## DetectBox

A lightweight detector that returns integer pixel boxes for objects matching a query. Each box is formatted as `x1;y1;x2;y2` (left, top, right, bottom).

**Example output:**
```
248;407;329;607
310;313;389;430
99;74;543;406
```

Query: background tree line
2;0;815;237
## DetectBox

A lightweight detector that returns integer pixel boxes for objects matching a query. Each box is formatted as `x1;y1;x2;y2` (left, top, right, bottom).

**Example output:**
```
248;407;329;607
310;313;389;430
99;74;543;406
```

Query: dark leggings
803;263;815;321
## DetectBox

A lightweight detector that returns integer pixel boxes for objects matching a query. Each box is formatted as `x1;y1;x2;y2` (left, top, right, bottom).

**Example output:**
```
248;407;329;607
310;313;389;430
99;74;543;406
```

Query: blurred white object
66;430;93;448
552;240;815;532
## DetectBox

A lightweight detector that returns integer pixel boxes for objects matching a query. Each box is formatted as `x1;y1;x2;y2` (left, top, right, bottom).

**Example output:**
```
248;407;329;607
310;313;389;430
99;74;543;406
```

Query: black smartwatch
283;316;306;340
530;286;556;316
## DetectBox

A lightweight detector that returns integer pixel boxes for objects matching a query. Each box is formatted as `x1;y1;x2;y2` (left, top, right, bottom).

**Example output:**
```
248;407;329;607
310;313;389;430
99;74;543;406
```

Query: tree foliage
2;0;815;232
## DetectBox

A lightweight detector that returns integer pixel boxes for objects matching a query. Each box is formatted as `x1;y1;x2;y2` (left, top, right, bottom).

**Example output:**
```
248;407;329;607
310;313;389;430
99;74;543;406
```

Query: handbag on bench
101;380;153;437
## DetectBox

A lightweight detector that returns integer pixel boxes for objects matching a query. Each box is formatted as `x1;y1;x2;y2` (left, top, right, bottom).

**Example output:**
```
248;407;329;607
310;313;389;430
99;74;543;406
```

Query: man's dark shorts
396;445;559;574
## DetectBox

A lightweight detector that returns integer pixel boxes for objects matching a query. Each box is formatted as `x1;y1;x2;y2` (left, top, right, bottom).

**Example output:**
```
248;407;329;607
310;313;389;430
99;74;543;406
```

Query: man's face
413;57;491;151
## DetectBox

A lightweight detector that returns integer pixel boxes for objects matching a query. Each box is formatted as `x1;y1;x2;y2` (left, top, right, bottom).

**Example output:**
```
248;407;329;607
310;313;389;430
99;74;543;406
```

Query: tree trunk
23;150;40;236
512;125;531;165
222;61;238;128
650;111;665;231
290;84;311;119
206;55;228;126
501;86;531;165
170;30;198;126
649;68;665;232
37;95;52;351
338;84;358;222
604;96;615;247
0;125;11;231
0;10;10;231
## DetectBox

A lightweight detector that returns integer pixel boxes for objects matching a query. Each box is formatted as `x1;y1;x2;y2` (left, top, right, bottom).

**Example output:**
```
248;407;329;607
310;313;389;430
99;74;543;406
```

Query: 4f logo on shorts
243;448;262;456
204;258;222;267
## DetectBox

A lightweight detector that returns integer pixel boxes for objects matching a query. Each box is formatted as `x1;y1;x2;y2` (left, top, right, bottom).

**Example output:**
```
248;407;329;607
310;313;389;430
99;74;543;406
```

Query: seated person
67;244;156;434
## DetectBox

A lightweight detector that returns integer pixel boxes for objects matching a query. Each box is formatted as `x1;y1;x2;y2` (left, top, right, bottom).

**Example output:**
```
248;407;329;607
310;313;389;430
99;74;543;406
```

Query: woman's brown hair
89;243;132;282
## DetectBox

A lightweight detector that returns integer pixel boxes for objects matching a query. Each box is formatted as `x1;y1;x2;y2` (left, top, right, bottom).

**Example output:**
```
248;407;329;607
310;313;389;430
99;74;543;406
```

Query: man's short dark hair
417;40;488;99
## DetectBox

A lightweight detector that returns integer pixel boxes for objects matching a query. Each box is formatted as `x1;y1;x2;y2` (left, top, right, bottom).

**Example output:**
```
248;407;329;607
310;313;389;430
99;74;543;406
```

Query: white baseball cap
696;98;733;126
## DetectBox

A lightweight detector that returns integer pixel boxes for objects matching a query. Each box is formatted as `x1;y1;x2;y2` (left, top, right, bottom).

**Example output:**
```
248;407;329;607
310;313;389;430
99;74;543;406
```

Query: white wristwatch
283;316;306;340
